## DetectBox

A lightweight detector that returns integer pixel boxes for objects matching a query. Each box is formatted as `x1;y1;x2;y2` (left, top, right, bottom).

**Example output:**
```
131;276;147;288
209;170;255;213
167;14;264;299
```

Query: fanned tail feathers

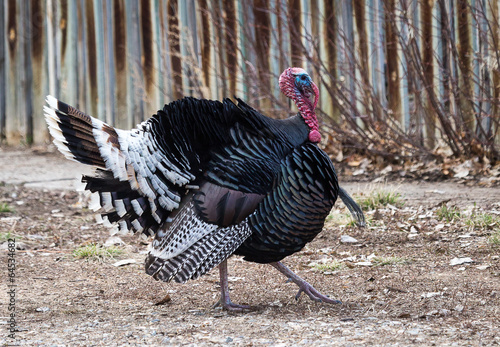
44;95;105;167
83;170;169;236
44;96;173;236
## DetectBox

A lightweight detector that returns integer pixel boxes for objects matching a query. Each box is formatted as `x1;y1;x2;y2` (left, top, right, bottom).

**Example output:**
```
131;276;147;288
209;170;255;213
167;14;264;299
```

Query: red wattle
308;130;321;143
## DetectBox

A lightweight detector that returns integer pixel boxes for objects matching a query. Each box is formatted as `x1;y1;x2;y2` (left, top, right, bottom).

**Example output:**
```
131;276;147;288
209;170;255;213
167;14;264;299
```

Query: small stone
421;292;442;298
454;305;464;312
105;236;125;247
154;294;171;306
450;257;473;266
355;261;372;266
113;259;137;267
340;235;358;243
36;307;50;312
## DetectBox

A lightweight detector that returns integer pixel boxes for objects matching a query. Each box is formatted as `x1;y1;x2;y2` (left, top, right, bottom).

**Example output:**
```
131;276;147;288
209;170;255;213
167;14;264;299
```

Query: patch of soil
1;180;499;346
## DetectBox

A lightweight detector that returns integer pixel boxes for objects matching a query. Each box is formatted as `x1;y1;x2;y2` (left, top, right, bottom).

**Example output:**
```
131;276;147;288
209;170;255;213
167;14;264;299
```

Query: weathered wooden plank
76;0;88;111
86;0;98;118
93;0;107;121
340;0;356;114
368;0;386;119
60;0;78;110
437;0;452;130
353;0;370;119
476;0;492;140
301;0;313;73
221;0;237;97
240;0;257;103
158;0;174;100
168;0;183;100
149;0;162;107
397;0;410;131
235;0;245;99
384;0;401;123
289;0;302;67
125;0;143;125
5;0;20;143
20;0;33;144
103;0;116;125
197;0;210;92
46;0;59;100
253;0;271;110
322;0;338;121
186;0;203;97
421;0;436;148
269;0;281;104
490;0;500;144
178;0;190;95
113;0;128;128
0;1;6;143
457;0;475;132
30;0;47;143
277;0;290;76
141;0;154;97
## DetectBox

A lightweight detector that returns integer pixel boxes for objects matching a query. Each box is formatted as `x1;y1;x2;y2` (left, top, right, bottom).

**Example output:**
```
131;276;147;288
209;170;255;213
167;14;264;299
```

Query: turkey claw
272;261;342;305
214;299;252;312
295;285;341;304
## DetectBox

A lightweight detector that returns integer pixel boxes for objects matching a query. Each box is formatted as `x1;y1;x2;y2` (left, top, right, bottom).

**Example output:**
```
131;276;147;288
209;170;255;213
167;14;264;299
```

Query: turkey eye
300;75;307;81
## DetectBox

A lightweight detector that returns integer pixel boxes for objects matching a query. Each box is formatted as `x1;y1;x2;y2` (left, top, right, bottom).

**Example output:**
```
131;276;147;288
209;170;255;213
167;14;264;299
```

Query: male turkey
44;67;364;310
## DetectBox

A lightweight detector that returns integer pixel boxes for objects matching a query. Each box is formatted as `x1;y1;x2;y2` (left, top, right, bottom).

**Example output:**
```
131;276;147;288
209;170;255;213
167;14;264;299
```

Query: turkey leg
214;259;251;311
271;261;341;304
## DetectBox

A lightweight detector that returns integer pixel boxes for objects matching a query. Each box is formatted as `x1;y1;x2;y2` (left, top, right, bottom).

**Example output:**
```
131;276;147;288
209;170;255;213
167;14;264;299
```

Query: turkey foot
215;260;252;311
271;261;342;304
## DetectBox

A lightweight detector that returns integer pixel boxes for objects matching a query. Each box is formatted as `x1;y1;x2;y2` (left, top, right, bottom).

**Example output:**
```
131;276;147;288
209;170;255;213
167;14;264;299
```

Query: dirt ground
1;148;499;346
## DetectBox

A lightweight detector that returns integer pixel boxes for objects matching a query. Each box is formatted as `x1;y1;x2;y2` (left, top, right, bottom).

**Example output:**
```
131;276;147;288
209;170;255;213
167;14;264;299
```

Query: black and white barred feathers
44;95;363;283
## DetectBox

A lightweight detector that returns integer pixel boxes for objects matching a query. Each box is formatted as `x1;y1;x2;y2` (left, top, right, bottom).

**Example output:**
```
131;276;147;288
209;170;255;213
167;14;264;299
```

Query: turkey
44;67;365;310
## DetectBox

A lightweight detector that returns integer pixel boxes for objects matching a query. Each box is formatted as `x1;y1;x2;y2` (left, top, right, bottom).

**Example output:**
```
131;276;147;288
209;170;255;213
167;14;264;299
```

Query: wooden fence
1;0;499;158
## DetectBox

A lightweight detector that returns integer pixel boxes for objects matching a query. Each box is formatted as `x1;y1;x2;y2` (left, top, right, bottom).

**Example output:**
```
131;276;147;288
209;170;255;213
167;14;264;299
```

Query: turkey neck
293;95;321;143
